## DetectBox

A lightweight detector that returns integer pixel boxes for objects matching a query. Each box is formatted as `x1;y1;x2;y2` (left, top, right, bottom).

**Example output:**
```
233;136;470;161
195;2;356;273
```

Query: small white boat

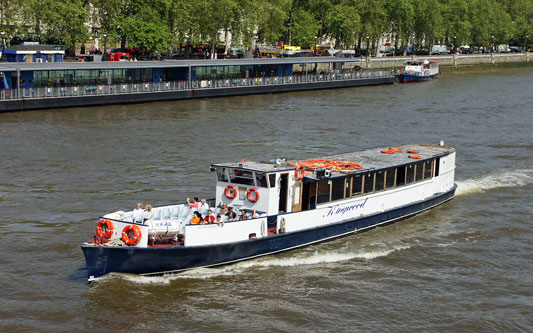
398;60;439;82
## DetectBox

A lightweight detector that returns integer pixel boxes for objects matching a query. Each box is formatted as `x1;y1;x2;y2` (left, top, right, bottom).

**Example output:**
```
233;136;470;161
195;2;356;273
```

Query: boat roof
405;60;438;65
212;144;455;178
0;56;360;72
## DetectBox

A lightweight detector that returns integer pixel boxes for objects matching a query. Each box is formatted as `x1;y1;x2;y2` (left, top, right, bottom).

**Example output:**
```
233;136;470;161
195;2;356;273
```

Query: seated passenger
187;197;199;211
143;204;153;223
213;214;224;227
251;208;258;219
199;198;209;212
190;211;203;224
238;209;248;221
228;211;237;222
204;209;215;223
218;202;229;216
132;202;144;223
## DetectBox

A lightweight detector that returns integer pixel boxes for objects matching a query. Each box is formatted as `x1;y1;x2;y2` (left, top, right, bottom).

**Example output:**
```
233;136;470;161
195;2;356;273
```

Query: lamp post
366;36;370;56
453;35;457;54
491;35;494;53
526;35;529;52
1;31;5;50
314;36;318;56
103;34;107;53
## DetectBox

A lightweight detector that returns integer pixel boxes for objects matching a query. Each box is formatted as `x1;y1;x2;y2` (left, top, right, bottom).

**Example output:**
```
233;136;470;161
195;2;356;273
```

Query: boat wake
111;245;411;285
455;168;533;196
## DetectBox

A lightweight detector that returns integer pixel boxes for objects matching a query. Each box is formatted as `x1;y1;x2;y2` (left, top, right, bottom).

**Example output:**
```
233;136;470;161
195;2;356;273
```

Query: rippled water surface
1;64;532;331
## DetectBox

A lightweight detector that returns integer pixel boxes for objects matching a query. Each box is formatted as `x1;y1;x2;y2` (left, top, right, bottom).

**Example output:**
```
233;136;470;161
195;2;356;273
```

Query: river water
1;64;532;331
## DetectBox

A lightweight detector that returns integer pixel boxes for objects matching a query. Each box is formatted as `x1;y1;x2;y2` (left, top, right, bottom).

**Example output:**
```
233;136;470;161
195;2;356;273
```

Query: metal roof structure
0;56;362;72
212;144;455;178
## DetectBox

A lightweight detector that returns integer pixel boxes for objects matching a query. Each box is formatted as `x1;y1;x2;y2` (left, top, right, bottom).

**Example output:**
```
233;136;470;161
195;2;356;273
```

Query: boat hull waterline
82;186;456;281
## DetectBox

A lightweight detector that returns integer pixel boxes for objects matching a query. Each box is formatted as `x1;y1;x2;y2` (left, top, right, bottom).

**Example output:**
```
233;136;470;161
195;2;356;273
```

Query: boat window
316;181;331;204
363;173;374;193
308;183;317;208
346;178;352;197
228;169;254;185
415;162;424;182
375;170;385;191
385;168;396;188
396;166;406;186
435;158;440;177
268;174;277;188
352;175;362;196
423;160;432;179
406;164;415;184
216;168;228;182
255;172;268;188
331;179;345;201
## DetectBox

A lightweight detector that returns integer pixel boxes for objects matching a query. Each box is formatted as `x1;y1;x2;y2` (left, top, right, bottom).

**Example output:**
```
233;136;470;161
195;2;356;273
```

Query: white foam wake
455;168;533;196
110;245;411;285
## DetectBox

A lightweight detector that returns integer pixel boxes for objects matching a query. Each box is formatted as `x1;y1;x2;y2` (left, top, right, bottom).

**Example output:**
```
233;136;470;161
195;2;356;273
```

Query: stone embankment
361;53;531;69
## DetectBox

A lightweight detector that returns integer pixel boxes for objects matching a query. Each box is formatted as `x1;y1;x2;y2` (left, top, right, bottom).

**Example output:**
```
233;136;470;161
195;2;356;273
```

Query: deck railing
0;70;393;101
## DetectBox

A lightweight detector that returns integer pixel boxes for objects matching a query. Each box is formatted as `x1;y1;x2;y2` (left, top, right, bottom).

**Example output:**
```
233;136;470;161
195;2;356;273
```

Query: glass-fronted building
0;58;358;89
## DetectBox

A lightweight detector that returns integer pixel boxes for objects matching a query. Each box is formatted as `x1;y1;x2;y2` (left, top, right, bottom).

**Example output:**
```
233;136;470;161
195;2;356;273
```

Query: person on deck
143;204;153;223
238;209;248;221
204;210;215;223
251;209;258;219
191;211;203;224
228;211;237;222
187;197;199;211
199;198;209;213
213;214;224;227
218;202;229;216
132;202;144;223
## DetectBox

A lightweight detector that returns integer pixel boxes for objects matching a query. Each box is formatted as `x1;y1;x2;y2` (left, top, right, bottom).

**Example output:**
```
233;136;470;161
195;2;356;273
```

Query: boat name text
325;198;368;217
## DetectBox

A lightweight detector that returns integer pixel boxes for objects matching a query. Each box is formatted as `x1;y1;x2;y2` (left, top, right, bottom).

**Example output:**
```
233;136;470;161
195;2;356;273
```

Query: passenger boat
397;60;439;82
81;143;456;282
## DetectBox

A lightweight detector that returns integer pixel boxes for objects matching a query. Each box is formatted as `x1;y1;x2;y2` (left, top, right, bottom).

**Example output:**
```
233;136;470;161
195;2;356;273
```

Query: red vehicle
108;52;130;61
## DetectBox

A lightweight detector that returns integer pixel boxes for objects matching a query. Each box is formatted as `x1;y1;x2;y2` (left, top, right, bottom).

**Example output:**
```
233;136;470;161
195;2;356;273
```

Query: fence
0;70;393;101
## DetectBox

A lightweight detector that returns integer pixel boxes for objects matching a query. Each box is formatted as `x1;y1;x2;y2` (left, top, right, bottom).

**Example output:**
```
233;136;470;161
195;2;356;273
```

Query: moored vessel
397;60;439;82
81;143;456;282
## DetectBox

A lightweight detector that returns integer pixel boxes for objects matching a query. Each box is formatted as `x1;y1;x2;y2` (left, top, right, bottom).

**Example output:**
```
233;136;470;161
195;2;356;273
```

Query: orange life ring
407;149;419;154
295;165;305;180
122;225;142;245
224;185;238;199
96;219;114;239
408;154;422;159
246;188;260;202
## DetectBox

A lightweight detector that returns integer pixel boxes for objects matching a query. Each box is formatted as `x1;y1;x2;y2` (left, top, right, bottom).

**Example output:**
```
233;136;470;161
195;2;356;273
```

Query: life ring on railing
96;219;114;239
408;154;422;159
224;185;238;199
295;165;305;180
246;188;260;202
122;225;142;246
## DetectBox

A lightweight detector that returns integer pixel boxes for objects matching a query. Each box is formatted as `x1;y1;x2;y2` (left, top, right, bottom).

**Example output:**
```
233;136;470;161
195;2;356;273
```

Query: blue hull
81;185;456;281
398;73;438;83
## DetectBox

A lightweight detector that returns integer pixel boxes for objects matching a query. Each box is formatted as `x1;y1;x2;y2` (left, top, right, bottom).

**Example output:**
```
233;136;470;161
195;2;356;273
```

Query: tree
412;0;444;53
384;0;414;53
23;0;89;54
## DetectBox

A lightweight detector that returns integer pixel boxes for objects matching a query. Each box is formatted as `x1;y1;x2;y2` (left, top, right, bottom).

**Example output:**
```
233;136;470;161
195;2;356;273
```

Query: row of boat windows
310;159;439;205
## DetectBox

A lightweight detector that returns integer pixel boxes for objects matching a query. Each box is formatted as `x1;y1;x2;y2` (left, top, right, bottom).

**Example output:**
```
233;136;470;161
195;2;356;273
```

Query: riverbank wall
362;53;531;69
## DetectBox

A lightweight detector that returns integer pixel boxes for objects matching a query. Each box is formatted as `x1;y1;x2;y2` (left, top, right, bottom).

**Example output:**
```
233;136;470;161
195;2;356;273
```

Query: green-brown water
1;66;532;331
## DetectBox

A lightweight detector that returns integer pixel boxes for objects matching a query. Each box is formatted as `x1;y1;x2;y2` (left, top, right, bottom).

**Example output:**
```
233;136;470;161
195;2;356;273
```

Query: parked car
227;48;244;59
509;46;522;53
